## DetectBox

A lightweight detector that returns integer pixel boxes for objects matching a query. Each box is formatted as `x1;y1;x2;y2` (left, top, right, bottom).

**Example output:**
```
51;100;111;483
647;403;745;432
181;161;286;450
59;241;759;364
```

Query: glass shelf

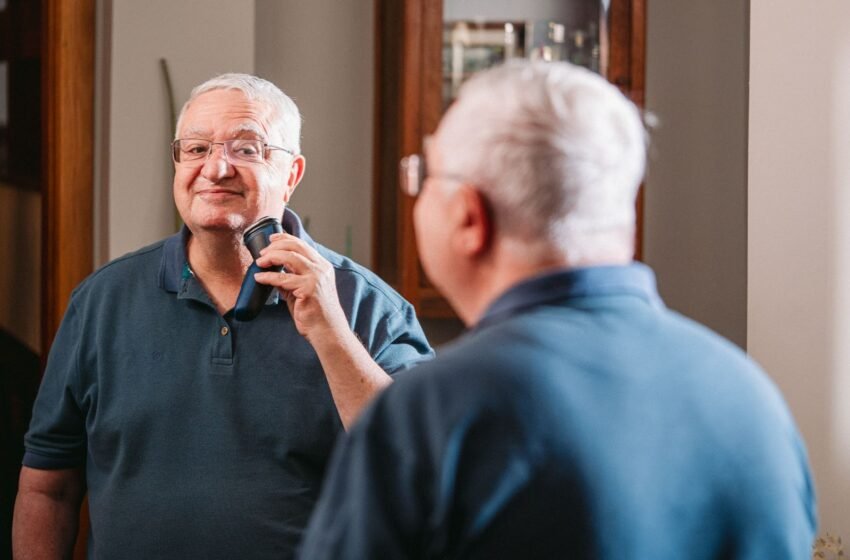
442;1;608;107
443;15;605;107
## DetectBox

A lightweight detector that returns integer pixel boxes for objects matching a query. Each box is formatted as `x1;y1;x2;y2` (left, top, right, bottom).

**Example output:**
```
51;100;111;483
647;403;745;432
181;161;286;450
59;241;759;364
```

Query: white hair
175;73;302;153
435;61;648;263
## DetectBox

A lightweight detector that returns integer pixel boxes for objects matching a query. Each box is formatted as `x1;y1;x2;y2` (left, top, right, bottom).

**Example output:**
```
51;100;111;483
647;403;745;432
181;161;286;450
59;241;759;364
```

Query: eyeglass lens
399;154;425;197
172;139;267;164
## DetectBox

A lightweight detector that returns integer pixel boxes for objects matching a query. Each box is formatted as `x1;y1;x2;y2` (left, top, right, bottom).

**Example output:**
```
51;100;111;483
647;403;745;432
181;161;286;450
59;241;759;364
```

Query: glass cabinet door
373;0;643;321
442;1;610;108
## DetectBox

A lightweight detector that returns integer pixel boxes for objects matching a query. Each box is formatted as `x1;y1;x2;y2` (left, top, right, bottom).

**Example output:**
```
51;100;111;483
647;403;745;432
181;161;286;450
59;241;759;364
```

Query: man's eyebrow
182;127;212;138
229;124;266;139
179;125;267;140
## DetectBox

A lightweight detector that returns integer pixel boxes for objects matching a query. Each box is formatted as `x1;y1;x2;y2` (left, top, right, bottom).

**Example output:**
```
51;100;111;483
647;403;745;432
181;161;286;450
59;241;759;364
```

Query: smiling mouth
198;189;242;197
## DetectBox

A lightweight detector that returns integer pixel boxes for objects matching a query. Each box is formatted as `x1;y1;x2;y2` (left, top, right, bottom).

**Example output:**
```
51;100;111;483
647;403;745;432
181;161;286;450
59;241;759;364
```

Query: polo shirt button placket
210;322;235;374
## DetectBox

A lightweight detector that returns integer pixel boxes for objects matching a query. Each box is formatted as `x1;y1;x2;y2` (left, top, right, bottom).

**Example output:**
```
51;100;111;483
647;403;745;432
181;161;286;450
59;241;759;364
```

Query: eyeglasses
171;138;294;165
398;153;468;197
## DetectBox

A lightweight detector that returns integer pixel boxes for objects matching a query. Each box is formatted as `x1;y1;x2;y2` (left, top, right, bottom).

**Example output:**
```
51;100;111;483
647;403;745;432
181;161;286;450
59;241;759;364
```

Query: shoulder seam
84;239;167;281
331;261;407;316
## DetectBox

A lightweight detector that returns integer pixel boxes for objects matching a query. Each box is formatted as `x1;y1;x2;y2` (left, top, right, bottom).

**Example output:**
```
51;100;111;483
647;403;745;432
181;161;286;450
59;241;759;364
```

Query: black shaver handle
233;217;284;321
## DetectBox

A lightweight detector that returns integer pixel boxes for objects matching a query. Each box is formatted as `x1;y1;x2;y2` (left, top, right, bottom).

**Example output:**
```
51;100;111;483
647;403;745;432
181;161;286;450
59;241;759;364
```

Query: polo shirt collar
475;263;664;331
159;207;313;294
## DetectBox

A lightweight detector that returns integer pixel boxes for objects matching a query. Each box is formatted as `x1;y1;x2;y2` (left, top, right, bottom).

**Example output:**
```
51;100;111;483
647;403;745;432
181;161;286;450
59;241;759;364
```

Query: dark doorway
0;0;43;557
1;0;95;557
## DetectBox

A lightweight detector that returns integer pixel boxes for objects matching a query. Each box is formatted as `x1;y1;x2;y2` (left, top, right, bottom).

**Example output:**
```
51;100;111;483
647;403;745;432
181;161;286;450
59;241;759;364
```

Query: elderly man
298;61;816;559
13;73;432;559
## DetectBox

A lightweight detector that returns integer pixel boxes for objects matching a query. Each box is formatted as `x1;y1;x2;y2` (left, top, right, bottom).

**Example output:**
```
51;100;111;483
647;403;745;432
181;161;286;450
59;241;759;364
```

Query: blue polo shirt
299;264;816;559
23;208;433;559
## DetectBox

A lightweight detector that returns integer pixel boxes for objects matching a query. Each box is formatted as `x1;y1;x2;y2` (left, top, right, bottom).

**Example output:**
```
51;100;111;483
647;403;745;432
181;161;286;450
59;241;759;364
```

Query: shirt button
220;326;229;336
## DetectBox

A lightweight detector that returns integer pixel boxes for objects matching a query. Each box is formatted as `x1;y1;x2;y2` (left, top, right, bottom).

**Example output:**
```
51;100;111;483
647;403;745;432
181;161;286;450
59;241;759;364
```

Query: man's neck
186;230;254;314
461;260;568;327
460;238;631;327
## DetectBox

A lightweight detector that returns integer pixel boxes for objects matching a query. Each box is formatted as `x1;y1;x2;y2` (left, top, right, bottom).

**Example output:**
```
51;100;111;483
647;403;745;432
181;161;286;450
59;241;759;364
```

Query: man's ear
452;185;492;257
283;155;306;203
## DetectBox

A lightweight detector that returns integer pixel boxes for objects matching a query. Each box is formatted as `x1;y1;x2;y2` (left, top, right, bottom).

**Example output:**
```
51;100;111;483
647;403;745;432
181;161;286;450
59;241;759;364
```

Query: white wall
643;1;749;348
101;0;255;262
749;0;850;539
254;0;374;264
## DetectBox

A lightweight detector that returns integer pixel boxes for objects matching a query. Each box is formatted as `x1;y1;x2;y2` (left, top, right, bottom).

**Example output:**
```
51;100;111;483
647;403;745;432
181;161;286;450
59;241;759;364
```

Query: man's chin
186;215;252;235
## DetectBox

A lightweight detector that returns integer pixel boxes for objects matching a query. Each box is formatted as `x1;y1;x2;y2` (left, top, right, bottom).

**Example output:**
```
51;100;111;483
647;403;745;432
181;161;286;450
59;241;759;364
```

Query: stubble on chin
182;201;254;237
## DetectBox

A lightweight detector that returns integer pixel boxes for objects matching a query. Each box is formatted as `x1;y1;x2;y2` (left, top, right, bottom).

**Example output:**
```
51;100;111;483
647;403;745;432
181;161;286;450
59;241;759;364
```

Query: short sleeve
23;297;88;469
372;302;434;375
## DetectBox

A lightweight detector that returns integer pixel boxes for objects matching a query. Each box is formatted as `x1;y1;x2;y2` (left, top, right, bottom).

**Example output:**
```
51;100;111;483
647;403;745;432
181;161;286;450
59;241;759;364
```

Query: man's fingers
263;233;323;262
256;248;314;274
254;270;303;291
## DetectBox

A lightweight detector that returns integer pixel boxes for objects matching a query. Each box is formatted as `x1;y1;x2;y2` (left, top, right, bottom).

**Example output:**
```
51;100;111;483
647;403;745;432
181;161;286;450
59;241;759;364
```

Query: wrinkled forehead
180;122;269;140
178;89;281;142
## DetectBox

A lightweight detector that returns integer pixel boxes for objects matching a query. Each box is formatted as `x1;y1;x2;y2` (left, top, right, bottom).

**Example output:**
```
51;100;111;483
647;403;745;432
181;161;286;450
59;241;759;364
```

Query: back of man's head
435;61;647;264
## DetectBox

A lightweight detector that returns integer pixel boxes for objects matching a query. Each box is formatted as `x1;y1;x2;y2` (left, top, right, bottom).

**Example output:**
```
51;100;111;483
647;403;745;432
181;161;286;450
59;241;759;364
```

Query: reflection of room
1;0;849;553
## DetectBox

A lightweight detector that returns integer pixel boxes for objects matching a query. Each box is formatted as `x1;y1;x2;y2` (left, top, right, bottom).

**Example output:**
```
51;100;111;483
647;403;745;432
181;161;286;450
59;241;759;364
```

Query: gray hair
435;61;647;263
175;73;302;154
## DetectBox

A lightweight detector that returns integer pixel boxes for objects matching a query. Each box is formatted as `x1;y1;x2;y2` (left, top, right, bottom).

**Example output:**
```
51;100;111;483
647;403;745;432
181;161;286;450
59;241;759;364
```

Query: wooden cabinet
373;0;645;319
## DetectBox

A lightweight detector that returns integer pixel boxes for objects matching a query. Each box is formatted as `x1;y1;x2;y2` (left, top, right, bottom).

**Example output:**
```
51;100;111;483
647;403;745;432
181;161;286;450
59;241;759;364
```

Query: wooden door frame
41;2;95;556
41;0;95;354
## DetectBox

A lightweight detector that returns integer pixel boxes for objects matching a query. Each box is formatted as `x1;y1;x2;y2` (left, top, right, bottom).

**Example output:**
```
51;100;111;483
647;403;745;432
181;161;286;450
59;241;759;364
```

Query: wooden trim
607;0;633;97
94;0;112;267
371;0;382;272
398;0;423;305
608;0;646;260
419;289;456;318
41;1;95;557
397;0;443;312
629;0;646;107
41;0;95;354
630;0;646;261
420;0;442;137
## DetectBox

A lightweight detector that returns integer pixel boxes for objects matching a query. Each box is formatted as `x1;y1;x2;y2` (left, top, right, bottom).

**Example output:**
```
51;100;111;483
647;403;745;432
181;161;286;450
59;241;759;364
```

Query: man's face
173;89;301;235
413;136;460;299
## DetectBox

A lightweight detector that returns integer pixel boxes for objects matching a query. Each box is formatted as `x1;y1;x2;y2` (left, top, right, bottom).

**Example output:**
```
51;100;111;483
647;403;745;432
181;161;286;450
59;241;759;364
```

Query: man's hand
254;232;392;428
254;232;350;343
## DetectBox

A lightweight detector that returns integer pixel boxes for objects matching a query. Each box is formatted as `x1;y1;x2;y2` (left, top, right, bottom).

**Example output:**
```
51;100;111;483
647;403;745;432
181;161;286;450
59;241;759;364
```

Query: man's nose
201;144;235;180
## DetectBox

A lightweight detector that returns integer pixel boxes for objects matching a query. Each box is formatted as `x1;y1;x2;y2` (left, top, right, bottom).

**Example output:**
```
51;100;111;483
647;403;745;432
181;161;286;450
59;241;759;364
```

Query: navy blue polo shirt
299;264;816;559
23;208;433;559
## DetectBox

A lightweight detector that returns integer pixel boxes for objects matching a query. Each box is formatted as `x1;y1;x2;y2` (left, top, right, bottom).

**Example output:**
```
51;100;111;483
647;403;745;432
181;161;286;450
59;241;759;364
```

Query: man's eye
232;142;261;157
184;143;209;155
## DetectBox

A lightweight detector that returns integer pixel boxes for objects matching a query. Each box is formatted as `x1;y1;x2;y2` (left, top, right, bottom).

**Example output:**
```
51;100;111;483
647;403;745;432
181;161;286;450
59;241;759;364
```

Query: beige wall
647;0;850;538
0;183;40;353
749;0;850;539
643;1;749;348
101;0;255;262
254;0;375;264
